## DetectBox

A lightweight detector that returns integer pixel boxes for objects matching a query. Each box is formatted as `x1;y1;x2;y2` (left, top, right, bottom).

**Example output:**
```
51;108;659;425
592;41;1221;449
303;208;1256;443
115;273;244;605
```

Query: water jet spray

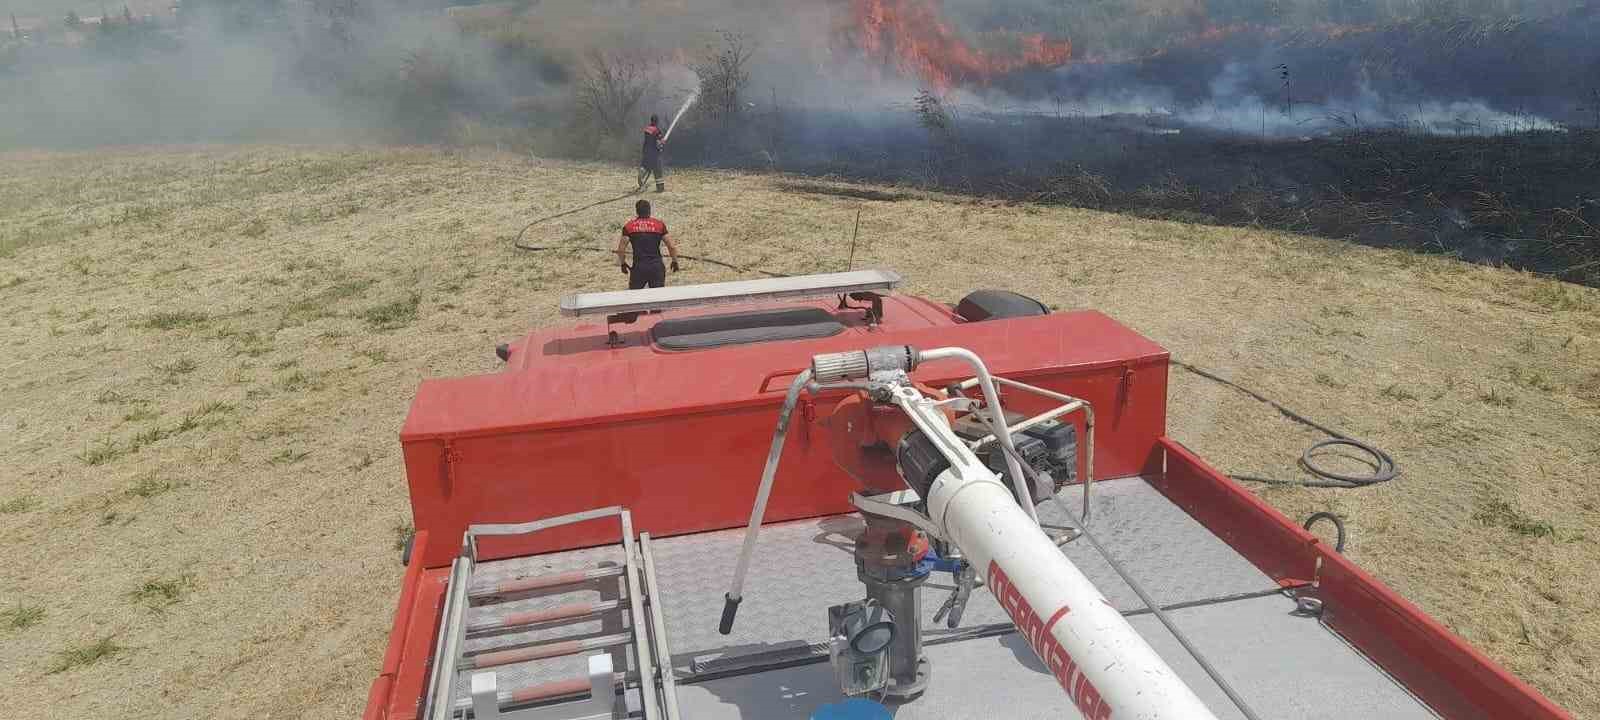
661;88;700;145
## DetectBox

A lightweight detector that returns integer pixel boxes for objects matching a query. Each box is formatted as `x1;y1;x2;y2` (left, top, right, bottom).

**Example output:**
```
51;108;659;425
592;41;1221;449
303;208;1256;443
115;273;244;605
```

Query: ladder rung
467;600;625;637
464;632;634;670
452;672;633;713
508;677;602;704
470;565;625;603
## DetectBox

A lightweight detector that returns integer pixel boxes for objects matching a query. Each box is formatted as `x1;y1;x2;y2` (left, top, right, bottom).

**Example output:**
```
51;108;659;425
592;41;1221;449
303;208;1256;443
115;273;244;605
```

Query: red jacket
642;124;662;160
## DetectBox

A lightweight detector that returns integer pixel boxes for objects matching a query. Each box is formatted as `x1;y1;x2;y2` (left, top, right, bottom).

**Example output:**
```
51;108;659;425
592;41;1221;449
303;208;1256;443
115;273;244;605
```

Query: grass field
1;145;1598;718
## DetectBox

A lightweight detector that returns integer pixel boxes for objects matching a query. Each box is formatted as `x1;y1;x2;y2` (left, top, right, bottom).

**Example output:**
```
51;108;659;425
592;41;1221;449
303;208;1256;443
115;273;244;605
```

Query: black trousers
638;158;664;190
629;261;666;289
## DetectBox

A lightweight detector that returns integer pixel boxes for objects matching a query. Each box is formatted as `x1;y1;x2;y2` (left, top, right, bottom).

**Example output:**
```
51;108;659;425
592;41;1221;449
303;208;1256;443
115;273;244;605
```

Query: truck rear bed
367;282;1566;720
392;477;1436;719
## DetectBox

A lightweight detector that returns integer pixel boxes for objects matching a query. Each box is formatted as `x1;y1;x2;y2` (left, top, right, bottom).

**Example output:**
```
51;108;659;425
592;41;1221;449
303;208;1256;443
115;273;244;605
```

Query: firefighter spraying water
638;90;700;193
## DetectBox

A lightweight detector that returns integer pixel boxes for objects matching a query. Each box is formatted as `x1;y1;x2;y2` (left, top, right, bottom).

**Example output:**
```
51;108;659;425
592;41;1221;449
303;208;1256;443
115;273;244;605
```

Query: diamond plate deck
674;594;1438;719
448;477;1435;718
651;476;1280;666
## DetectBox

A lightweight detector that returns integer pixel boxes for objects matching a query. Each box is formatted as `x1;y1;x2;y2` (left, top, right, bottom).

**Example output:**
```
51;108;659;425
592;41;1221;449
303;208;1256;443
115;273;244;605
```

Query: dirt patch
1;145;1597;718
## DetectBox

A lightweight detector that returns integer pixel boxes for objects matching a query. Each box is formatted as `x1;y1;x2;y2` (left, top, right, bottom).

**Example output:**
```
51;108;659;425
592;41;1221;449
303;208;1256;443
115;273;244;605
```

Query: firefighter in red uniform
616;199;679;289
638;114;666;193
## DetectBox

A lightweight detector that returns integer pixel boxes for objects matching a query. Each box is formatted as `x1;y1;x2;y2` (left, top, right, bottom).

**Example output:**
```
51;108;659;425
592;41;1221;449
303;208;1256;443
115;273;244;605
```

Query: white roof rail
559;269;903;318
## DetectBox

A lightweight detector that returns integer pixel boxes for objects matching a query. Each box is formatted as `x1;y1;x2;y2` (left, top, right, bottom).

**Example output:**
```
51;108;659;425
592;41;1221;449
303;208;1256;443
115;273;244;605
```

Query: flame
851;0;1072;90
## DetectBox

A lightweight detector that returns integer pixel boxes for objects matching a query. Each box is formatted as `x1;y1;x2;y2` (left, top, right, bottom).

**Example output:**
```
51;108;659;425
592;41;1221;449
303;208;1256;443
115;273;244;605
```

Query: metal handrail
920;347;1038;524
427;505;680;720
955;374;1097;525
638;533;683;720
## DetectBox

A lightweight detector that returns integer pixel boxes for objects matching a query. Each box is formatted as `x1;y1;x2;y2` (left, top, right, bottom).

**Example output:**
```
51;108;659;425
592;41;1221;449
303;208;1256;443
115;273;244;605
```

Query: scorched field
1;145;1598;718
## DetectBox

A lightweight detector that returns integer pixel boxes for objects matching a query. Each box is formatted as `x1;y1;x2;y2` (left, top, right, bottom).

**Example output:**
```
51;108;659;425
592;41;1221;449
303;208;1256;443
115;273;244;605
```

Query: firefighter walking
638;114;666;193
616;199;679;289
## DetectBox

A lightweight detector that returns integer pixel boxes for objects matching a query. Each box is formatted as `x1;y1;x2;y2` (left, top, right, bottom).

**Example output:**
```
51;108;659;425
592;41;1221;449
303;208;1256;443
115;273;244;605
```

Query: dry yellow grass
1;145;1597;719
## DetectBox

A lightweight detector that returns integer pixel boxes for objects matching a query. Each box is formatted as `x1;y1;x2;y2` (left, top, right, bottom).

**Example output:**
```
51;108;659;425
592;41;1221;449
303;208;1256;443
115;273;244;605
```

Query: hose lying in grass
511;202;1395;489
511;191;788;278
1172;360;1399;489
514;242;788;279
512;191;640;246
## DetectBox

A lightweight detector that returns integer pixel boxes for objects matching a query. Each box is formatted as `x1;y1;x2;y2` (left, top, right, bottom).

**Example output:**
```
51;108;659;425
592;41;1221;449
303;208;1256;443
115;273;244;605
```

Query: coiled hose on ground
1172;360;1399;489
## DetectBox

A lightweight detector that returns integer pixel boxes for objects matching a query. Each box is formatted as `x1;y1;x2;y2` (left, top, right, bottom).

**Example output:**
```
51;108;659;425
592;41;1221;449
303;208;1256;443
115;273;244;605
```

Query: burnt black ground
666;111;1600;287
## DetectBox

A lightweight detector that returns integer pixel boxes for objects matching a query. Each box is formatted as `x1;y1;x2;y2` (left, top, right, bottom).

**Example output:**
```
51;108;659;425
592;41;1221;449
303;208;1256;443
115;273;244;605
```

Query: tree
691;31;752;131
1582;88;1600;130
912;90;962;187
65;10;82;28
575;49;656;141
309;0;371;49
914;90;951;135
396;48;466;142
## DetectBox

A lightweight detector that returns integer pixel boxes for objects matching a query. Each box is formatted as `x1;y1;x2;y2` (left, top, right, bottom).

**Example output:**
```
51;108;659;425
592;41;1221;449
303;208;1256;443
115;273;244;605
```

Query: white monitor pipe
892;382;1217;720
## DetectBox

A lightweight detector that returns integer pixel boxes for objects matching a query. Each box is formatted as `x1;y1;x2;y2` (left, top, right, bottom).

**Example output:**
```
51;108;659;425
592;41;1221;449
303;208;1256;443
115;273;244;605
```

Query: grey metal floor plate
652;476;1279;665
451;477;1436;718
674;594;1437;719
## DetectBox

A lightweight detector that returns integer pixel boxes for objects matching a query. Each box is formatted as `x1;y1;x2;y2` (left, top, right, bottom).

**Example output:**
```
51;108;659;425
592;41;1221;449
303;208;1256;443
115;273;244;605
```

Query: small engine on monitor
896;409;1078;506
955;410;1078;505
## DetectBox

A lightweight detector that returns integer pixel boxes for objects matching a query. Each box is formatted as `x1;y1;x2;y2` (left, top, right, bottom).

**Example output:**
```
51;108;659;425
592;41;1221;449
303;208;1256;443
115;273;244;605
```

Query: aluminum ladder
422;506;681;720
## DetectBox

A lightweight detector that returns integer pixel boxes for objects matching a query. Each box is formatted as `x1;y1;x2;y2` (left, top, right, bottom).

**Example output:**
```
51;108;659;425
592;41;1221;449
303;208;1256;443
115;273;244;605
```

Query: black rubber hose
514;243;788;279
1172;360;1399;489
1301;438;1397;486
513;191;640;246
510;188;788;278
1303;511;1347;553
512;193;1393;489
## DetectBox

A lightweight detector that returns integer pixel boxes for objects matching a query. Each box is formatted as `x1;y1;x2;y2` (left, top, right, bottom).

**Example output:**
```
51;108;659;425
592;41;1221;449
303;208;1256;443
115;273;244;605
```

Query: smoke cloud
972;7;1600;136
2;0;1597;149
0;0;568;147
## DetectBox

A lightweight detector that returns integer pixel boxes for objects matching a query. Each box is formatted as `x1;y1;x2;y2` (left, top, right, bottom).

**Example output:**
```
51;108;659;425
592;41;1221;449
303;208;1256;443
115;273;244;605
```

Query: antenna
846;207;862;272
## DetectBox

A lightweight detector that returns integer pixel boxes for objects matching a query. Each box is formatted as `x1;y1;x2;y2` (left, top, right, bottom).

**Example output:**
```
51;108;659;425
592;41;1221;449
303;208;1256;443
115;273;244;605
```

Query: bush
396;48;468;142
574;49;656;143
692;31;752;133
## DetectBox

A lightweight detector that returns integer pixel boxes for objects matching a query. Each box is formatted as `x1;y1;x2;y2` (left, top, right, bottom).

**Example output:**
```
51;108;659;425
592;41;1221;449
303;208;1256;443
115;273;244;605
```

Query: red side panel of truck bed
398;308;1170;568
1154;438;1571;720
